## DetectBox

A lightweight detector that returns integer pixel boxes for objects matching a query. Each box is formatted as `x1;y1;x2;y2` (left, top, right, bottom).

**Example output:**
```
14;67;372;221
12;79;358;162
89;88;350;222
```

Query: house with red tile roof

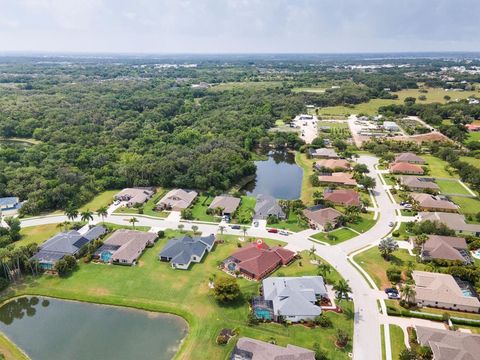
323;189;361;207
389;162;424;175
222;243;295;281
317;172;357;186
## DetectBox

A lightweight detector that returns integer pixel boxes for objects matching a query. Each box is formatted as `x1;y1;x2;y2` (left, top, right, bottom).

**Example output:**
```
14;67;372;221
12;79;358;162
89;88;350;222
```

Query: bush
216;335;228;345
386;266;402;283
310;174;321;187
213;276;242;303
314;314;332;328
0;278;9;292
157;230;165;238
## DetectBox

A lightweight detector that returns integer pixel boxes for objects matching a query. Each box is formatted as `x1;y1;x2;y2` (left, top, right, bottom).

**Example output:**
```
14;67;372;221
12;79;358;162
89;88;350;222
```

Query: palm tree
241;225;248;239
64;206;79;222
400;283;416;304
80;210;94;223
333;279;352;300
317;262;332;278
308;245;317;259
178;224;185;232
57;221;70;232
128;217;138;230
378;237;399;260
414;234;428;248
218;225;225;236
96;206;108;224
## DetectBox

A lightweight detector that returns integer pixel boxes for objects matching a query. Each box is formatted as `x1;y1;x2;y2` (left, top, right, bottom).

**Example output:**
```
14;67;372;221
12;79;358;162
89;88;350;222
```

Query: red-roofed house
223;243;295;280
323;189;361;207
389;162;424;175
466;124;480;132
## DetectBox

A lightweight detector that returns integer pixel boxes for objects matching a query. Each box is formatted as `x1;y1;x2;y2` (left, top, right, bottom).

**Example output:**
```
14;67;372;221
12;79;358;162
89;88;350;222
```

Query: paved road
18;154;399;360
293;115;318;144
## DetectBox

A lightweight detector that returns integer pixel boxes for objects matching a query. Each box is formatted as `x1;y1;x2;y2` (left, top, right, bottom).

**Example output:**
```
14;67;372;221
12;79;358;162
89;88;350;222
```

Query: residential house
314;159;351;171
317;172;358;186
223;243;295;281
94;229;157;265
394;152;425;164
303;206;343;231
418;212;480;236
259;276;327;322
307;148;339;159
383;121;400;131
324;189;361;207
415;326;480;360
254;194;286;220
115;188;155;207
208;196;241;216
156;189;198;211
412;235;472;264
0;197;21;211
411;193;459;213
399;176;439;192
230;337;315;360
158;234;215;269
466;124;480;132
32;226;107;270
412;271;480;313
389;162;424;175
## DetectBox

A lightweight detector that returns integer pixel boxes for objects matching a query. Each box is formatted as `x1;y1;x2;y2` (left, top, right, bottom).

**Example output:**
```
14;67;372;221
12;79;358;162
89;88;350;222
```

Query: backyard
79;190;119;212
422;155;458;178
4;232;354;360
436;179;471;195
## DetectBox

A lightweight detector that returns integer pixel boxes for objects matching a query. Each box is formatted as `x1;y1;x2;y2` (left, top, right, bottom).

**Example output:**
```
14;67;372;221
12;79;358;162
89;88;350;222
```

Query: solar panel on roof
73;237;90;249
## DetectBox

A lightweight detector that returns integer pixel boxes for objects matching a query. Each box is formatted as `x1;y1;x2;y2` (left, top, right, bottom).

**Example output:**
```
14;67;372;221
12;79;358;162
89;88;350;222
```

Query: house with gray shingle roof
159;234;215;269
208;195;241;216
32;226;106;270
412;235;472;264
230;337;315;360
0;197;21;211
260;276;327;322
253;194;285;220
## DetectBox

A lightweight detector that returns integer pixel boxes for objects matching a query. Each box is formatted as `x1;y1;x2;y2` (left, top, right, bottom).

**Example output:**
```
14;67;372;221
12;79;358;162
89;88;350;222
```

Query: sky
0;0;479;54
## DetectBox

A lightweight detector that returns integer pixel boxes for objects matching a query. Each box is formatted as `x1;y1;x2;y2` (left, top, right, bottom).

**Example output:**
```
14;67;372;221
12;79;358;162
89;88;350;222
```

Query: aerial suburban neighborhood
1;3;480;359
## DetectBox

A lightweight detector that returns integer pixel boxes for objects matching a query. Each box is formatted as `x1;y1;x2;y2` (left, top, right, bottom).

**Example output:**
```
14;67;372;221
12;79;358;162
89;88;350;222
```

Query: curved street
19;154;400;360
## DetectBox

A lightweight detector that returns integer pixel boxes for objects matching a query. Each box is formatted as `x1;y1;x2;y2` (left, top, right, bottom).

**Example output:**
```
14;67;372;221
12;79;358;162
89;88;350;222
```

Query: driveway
293;115;318;144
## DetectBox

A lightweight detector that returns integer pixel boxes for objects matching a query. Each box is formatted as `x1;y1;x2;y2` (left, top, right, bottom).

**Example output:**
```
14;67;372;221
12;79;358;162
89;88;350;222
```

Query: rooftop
232;337;315;360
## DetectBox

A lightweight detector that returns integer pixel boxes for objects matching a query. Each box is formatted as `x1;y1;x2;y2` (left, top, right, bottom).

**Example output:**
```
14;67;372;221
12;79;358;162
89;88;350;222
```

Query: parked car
267;228;278;233
253;221;259;227
279;230;288;236
403;204;412;209
387;292;400;300
230;225;241;230
388;222;395;227
113;200;120;205
399;201;405;206
384;288;398;294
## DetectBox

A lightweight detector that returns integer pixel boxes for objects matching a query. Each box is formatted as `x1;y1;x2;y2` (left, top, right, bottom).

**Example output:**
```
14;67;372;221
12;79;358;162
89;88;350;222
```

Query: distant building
324;189;361;207
394;152;425;164
412;234;472;264
254;194;286;220
0;197;21;211
307;148;339;159
230;337;315;360
411;193;459;213
314;159;351;171
418;212;480;236
466;124;480;132
115;188;154;207
399;176;439;192
317;172;358;186
389;162;424;175
383;121;400;131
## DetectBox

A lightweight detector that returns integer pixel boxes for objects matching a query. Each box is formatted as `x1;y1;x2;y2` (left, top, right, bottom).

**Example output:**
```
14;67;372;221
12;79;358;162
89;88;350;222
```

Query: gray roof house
159;234;216;270
413;235;472;264
94;229;157;266
0;197;21;211
416;326;480;360
260;276;327;322
115;188;154;207
254;194;286;220
230;337;315;360
307;148;339;159
399;176;439;192
32;226;107;271
418;212;480;236
208;196;241;216
156;189;198;211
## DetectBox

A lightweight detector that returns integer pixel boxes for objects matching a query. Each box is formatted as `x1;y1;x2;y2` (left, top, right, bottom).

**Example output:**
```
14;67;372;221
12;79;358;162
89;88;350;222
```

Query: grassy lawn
392;223;413;241
295;152;316;206
450;196;480;215
209;81;283;92
422;155;459;179
4;232;353;360
0;332;29;360
189;196;219;222
436;179;471;195
291;87;326;93
271;212;309;232
460;156;480;169
389;325;406;360
79;190;119;212
102;222;151;232
380;325;386;360
347;212;376;233
312;227;358;245
17;223;61;247
233;196;256;224
114;190;169;218
466;132;480;144
354;247;423;289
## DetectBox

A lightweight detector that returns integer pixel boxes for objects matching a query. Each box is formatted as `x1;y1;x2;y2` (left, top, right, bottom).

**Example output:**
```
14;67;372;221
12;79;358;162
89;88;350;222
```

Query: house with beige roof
412;235;472;264
115;188;155;207
314;159;351;171
307;148;339;159
416;326;480;360
317;172;357;186
156;189;198;211
389;162;424;174
418;212;480;236
399;176;439;192
411;193;459;212
412;271;480;313
230;337;315;360
208;195;240;216
303;206;343;231
394;152;425;164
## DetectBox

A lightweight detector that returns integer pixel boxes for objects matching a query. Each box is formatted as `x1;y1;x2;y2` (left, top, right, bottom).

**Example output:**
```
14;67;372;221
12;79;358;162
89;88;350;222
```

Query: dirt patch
88;287;111;296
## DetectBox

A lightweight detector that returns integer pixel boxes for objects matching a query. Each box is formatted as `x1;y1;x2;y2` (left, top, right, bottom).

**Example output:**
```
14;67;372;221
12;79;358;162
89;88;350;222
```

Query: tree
64;205;79;222
241;226;248;239
414;234;428;248
378;237;399;260
309;245;317;259
400;283;416;304
178;224;185;232
213;276;241;303
358;175;376;190
80;210;94;223
353;163;369;174
128;217;138;230
4;217;21;242
218;225;225;237
96;206;108;224
399;348;416;360
317;262;332;278
335;329;349;348
333;279;352;300
191;225;199;234
312;343;328;360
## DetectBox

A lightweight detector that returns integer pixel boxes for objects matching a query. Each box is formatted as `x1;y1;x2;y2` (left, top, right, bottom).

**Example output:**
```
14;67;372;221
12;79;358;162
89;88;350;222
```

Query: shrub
213;276;242;303
314;314;332;328
216;335;228;345
157;230;165;238
386;266;402;283
0;278;9;292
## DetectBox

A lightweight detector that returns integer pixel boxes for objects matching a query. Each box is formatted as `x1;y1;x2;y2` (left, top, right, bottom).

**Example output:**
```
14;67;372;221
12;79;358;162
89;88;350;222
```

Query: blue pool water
462;289;474;297
101;251;113;263
227;263;236;271
255;309;271;320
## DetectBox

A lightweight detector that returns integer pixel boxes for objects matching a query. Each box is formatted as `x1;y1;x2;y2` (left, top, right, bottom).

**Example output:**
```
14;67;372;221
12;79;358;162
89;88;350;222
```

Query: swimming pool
227;262;236;271
462;288;474;297
255;309;271;320
473;249;480;259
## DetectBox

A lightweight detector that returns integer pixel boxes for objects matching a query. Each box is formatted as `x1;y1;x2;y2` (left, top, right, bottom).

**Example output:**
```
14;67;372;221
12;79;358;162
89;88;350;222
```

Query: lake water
0;297;188;360
245;151;303;199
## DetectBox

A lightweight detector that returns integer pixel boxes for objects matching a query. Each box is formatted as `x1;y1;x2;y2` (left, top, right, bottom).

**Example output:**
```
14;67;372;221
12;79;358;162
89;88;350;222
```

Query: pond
0;297;188;360
244;151;303;199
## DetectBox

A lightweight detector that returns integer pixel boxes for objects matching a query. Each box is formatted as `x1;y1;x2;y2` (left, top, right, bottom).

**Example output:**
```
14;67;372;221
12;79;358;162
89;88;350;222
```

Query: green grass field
354;247;424;289
389;325;406;360
17;223;61;247
291;87;326;93
422;155;459;178
460;156;480;169
450;196;480;215
189;196;219;222
272;212;310;232
234;196;256;224
295;152;316;205
466;132;480;144
348;213;376;233
5;232;353;360
436;179;471;195
0;332;29;360
312;227;358;245
79;190;119;212
380;325;386;360
209;81;283;92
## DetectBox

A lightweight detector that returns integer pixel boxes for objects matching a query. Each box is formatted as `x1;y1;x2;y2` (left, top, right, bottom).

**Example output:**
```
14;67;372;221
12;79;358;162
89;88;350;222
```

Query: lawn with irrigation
389;325;406;360
422;155;459;178
5;232;354;360
189;195;219;222
436;179;471;195
312;228;358;245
